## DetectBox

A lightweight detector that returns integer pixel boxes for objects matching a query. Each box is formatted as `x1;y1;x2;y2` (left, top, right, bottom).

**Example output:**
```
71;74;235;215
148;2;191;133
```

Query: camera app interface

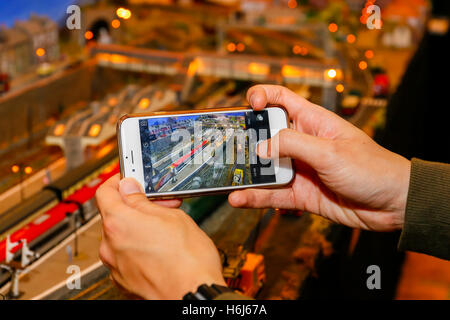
139;110;276;194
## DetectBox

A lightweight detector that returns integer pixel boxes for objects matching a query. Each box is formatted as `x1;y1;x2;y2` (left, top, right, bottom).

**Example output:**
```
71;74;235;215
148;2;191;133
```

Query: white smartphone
117;106;294;199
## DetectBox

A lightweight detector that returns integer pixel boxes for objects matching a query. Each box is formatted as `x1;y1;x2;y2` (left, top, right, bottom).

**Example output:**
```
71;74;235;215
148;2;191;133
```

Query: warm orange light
116;8;131;20
85;31;94;40
365;50;374;59
236;43;245;52
108;97;118;106
53;124;65;136
116;8;125;17
11;165;20;173
293;45;308;56
97;143;114;159
111;19;120;29
110;54;127;64
36;48;45;57
122;10;131;20
326;69;337;79
227;42;236;52
187;60;197;76
288;0;297;9
138;98;150;109
328;23;338;33
336;84;345;93
346;34;356;44
359;61;368;70
248;62;270;75
88;124;102;137
282;65;303;78
24;166;32;174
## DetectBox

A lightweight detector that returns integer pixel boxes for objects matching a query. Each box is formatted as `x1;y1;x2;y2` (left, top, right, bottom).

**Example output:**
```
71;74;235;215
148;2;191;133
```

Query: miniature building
0;14;59;78
15;14;59;63
0;26;32;77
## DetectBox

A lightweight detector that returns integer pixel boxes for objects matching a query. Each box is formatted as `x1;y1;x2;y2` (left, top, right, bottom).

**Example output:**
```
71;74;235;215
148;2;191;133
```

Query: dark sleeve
398;158;450;260
213;292;254;300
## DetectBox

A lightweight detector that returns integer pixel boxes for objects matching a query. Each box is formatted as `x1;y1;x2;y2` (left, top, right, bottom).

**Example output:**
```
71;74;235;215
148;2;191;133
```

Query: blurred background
0;0;448;300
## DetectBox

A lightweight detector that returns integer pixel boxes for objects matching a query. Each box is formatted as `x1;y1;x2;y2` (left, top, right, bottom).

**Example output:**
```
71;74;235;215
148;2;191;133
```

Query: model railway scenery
0;0;448;305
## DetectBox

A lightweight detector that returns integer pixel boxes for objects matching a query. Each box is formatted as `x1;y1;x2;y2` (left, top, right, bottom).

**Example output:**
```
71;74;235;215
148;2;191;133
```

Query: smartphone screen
137;110;277;194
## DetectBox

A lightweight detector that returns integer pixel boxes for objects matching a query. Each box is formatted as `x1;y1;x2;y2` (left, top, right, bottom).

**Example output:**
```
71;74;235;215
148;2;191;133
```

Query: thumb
257;128;332;169
119;178;154;211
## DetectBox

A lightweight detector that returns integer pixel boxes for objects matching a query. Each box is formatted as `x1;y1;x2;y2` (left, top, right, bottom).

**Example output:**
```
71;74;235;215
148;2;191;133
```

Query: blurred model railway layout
0;73;266;298
0;0;400;298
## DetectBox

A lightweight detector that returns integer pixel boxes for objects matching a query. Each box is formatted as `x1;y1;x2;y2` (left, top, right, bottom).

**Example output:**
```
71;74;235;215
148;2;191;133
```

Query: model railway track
0;149;120;289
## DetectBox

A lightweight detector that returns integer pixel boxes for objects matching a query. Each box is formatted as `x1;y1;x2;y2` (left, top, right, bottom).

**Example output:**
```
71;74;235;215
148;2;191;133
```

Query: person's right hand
228;85;411;232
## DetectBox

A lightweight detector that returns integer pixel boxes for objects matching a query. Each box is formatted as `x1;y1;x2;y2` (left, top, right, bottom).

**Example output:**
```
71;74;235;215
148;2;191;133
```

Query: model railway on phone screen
138;113;255;194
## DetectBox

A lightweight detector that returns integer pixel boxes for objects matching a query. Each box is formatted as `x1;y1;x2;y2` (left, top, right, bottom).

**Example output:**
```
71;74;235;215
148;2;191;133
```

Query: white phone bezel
119;107;294;197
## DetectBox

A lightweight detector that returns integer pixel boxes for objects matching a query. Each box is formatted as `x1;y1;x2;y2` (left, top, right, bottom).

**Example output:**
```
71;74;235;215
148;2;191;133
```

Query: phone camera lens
132;169;135;172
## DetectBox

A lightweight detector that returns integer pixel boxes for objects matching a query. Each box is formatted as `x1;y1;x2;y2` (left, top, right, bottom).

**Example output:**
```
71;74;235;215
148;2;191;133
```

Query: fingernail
257;140;269;158
119;178;144;195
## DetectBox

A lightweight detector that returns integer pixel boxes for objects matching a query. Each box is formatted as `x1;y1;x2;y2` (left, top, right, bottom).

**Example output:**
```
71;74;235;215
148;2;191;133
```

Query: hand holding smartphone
117;106;294;199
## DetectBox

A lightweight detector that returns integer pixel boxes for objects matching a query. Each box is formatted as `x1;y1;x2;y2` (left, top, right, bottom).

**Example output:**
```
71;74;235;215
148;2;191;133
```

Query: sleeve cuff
398;158;450;260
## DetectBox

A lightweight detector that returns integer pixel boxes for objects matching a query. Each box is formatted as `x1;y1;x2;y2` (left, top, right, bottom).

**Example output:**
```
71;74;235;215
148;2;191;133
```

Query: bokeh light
288;0;297;9
327;69;337;79
346;34;356;44
236;43;245;52
328;23;338;33
36;48;45;57
227;42;236;52
84;31;94;40
359;61;368;70
111;19;120;29
336;84;345;93
365;50;374;59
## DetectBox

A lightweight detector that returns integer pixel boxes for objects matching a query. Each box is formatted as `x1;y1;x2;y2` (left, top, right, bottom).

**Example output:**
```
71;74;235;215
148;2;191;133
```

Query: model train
0;149;119;284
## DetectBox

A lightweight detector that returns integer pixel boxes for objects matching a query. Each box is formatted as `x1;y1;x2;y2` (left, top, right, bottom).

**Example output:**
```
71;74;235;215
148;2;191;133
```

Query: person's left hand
95;174;226;299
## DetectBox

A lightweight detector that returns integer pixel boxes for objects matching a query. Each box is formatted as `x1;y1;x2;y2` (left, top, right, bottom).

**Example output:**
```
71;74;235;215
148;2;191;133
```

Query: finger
152;199;182;208
119;178;161;212
96;174;132;218
228;188;296;209
247;85;348;137
257;128;332;170
247;84;310;115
